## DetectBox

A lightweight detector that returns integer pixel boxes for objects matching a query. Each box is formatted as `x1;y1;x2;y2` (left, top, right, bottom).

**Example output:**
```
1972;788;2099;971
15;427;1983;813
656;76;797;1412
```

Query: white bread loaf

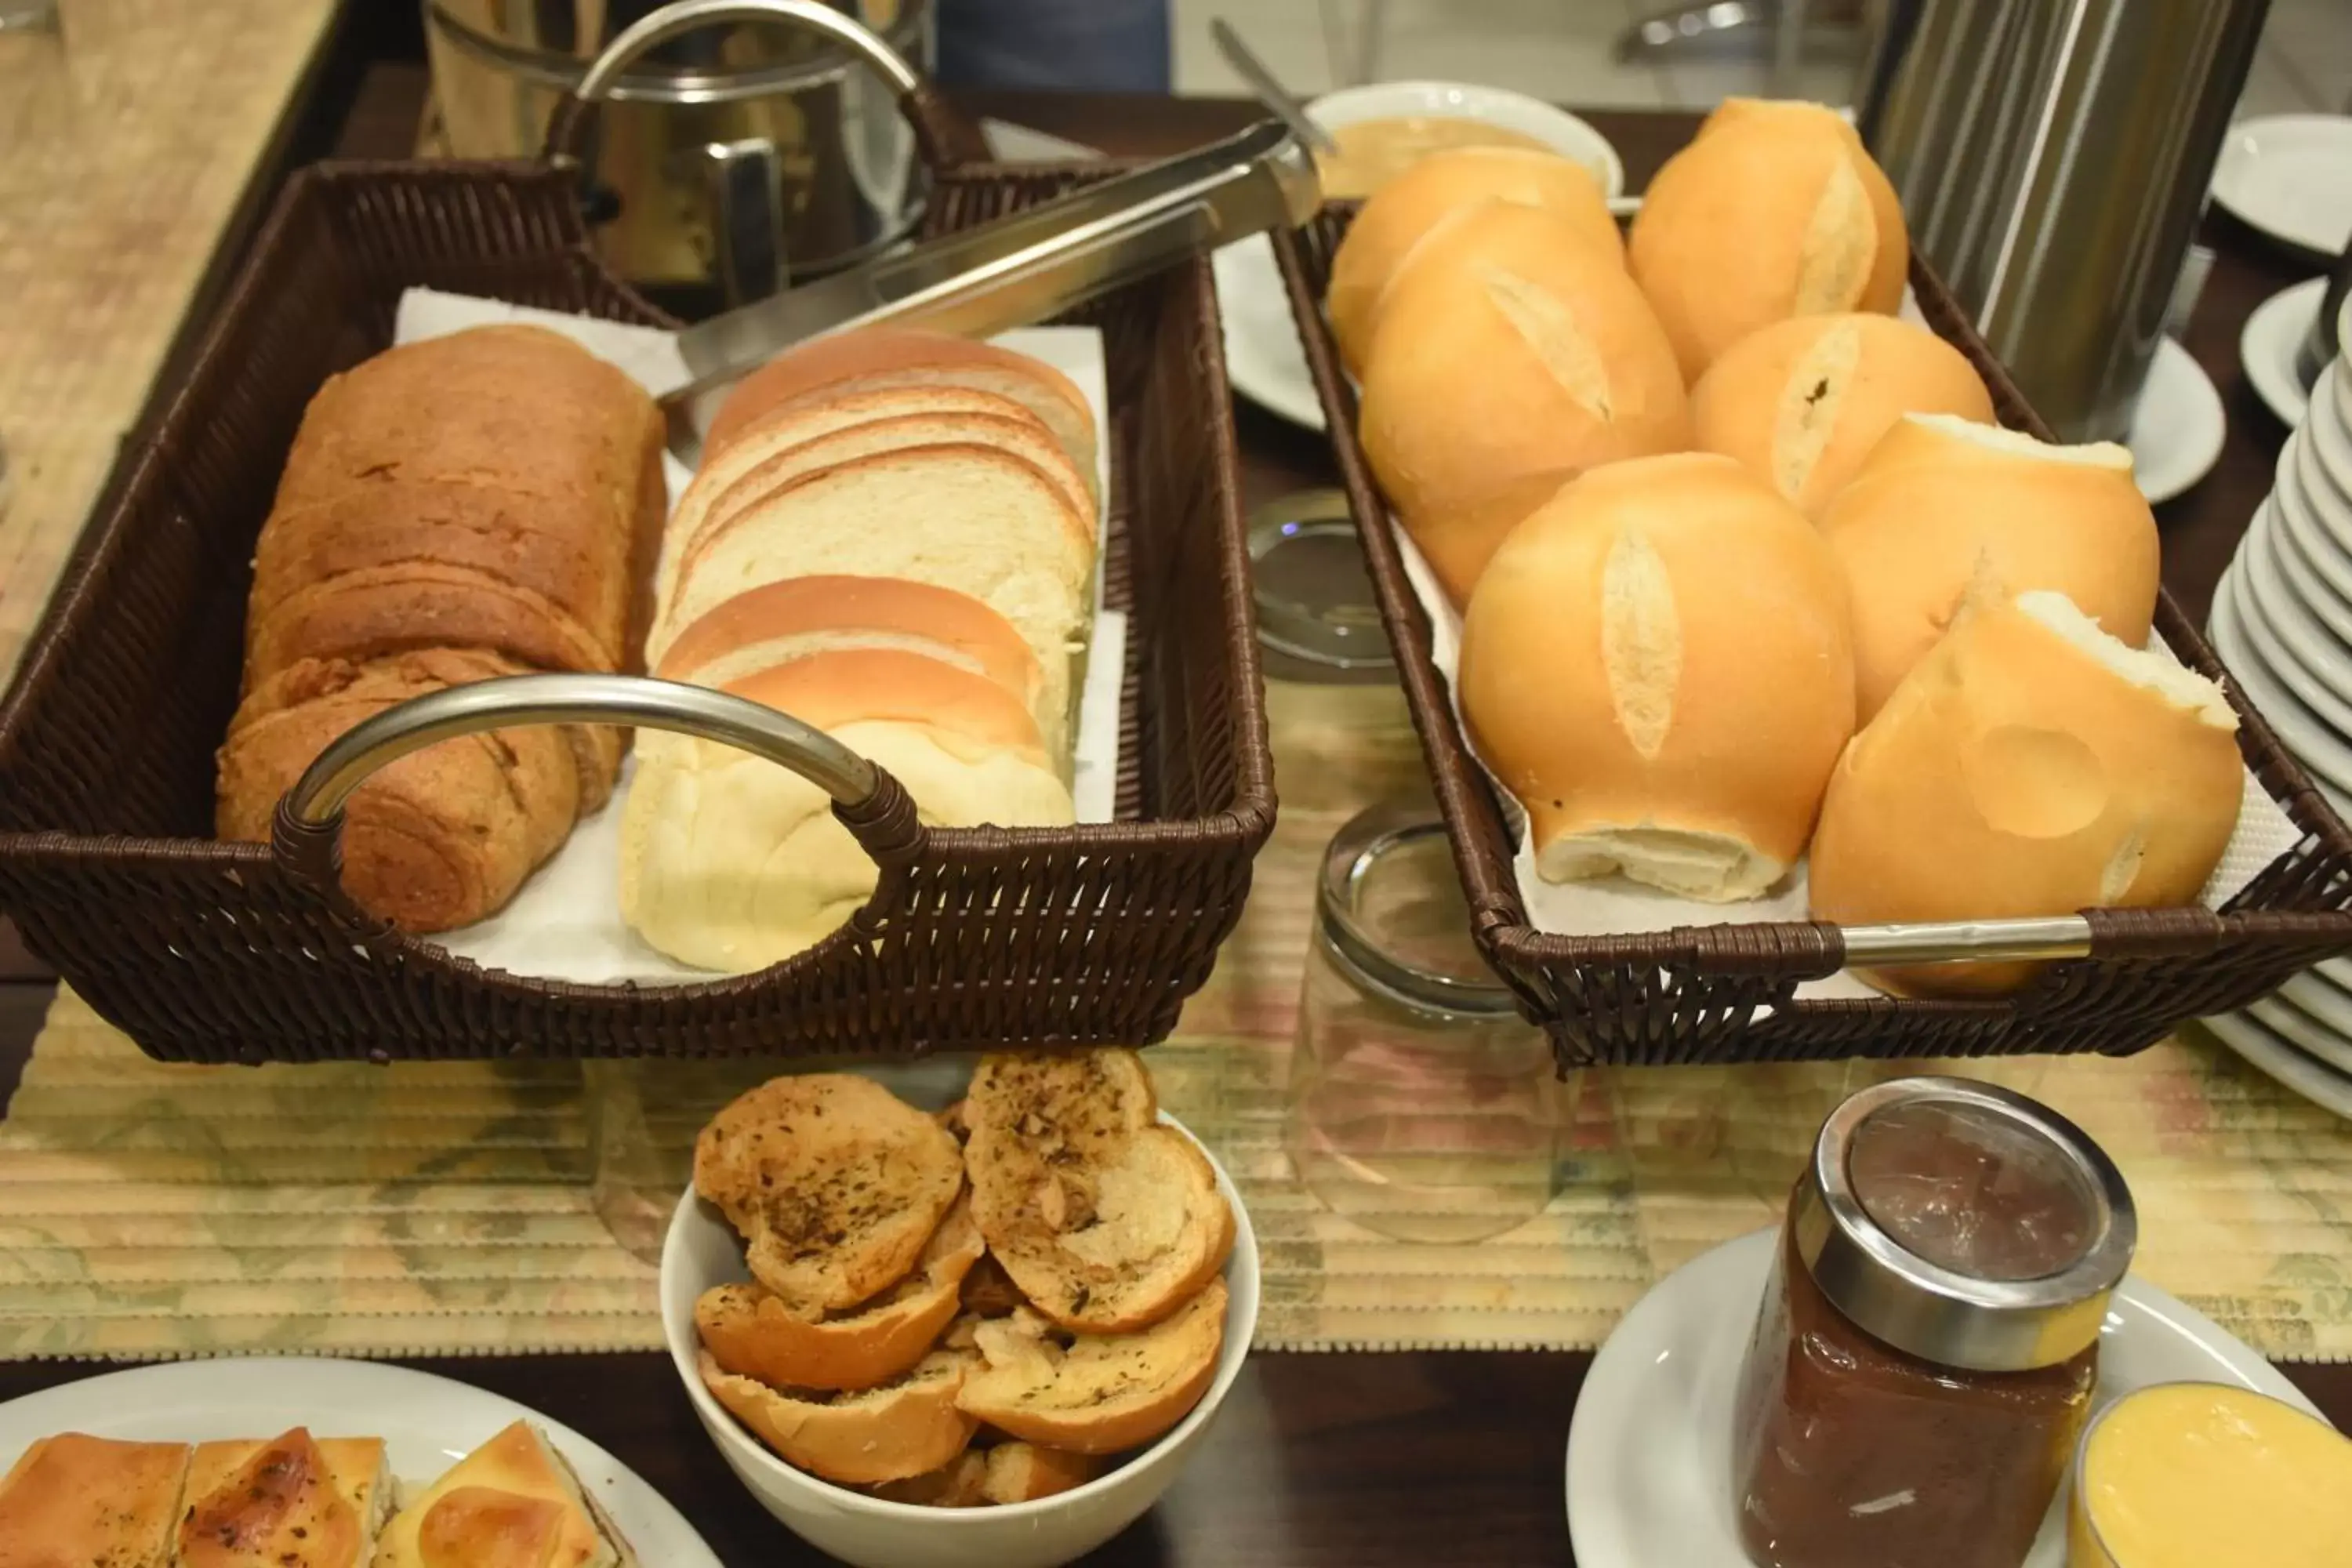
1359;200;1690;607
1808;590;2241;996
1691;313;1994;516
1628;99;1908;381
1459;453;1856;900
1820;413;2161;722
1327;146;1622;375
655;445;1094;683
620;648;1075;971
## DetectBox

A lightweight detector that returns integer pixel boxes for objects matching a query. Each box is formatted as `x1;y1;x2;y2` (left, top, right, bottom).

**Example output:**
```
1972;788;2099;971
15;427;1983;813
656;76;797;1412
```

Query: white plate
2129;336;2227;503
2249;989;2352;1078
2213;114;2352;260
2209;556;2352;808
2201;1007;2352;1119
0;1357;720;1564
1564;1229;2325;1568
2241;276;2330;428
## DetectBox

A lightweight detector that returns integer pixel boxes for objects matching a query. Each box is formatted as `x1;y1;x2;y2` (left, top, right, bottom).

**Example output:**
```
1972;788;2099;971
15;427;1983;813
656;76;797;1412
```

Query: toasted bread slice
699;1348;978;1486
694;1074;966;1316
980;1443;1101;1504
698;1196;984;1392
956;1281;1228;1455
370;1420;634;1568
0;1432;187;1568
867;1451;989;1508
179;1428;390;1567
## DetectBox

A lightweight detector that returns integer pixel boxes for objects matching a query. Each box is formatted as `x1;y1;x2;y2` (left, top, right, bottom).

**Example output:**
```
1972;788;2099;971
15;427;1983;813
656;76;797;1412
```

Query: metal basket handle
541;0;985;177
270;673;924;919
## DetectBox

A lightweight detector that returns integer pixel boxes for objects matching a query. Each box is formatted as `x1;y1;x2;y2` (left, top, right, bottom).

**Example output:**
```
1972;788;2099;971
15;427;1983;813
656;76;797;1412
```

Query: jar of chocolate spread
1731;1076;2136;1568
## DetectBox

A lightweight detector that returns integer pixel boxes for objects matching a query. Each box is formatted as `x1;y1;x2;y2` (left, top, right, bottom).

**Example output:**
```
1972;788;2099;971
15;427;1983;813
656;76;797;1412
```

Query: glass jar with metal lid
1732;1076;2137;1568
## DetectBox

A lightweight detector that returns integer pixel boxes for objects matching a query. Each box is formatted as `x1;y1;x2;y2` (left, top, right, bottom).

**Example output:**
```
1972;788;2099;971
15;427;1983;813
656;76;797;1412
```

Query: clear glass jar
1732;1076;2136;1568
1283;804;1570;1243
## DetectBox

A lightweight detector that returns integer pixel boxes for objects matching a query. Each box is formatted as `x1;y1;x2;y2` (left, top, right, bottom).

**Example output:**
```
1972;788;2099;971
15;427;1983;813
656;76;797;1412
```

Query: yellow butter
2070;1382;2352;1567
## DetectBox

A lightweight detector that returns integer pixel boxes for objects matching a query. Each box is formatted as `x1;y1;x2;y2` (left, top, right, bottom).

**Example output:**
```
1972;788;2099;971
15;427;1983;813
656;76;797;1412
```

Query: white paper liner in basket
382;289;1127;984
1386;520;2302;1002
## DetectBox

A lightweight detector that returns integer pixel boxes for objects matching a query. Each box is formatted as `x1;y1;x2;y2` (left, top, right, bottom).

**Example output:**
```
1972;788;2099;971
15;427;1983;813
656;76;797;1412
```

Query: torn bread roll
1691;313;1994;516
1327;146;1623;376
1359;200;1690;607
1628;98;1907;381
1459;453;1856;901
1820;413;2161;722
700;1346;980;1486
1808;591;2241;996
372;1420;637;1568
0;1433;189;1568
956;1284;1228;1454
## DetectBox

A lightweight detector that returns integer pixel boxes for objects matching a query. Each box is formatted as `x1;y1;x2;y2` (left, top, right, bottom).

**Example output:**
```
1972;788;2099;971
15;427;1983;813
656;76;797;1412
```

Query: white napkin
386;288;1127;983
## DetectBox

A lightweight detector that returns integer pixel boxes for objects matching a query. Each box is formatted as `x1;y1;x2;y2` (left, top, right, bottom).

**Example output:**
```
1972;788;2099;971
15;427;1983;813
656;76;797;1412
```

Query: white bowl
661;1110;1261;1568
1304;79;1627;198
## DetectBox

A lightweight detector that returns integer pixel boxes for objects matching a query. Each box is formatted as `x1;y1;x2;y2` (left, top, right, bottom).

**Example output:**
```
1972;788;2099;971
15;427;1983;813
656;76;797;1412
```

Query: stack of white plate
2205;295;2352;1116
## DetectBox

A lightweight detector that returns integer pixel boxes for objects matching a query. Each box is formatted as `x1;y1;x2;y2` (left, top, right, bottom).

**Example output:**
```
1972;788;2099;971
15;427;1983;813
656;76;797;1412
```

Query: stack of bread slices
621;328;1103;973
691;1050;1233;1505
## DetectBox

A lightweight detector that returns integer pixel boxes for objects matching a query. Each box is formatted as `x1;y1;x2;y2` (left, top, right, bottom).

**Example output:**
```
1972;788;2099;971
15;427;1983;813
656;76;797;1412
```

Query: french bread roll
1690;314;1994;516
1820;413;2160;721
1359;201;1690;606
1459;453;1856;901
1808;590;2242;996
1628;99;1907;381
621;648;1074;971
1327;146;1622;375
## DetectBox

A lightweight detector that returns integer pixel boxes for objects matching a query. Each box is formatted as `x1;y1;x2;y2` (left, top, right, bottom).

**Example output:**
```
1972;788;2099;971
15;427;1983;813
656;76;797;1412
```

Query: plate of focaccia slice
0;1357;719;1567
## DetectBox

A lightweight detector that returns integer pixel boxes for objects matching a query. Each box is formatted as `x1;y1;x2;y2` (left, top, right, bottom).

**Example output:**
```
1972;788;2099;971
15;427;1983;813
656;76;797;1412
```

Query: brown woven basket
1273;205;2352;1069
0;157;1275;1064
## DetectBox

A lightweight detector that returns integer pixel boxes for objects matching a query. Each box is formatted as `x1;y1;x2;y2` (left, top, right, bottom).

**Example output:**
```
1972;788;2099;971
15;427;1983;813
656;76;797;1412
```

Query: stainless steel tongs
657;119;1324;464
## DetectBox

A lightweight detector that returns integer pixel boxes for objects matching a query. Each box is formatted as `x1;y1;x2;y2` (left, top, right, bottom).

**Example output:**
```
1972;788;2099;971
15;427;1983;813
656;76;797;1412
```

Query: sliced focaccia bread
699;1347;978;1486
369;1420;633;1568
956;1283;1228;1455
691;1074;967;1314
0;1432;188;1568
696;1196;984;1392
178;1428;391;1567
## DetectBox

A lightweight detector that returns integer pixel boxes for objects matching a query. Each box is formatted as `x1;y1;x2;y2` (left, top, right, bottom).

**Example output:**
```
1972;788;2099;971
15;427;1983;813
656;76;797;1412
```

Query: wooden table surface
1;71;2347;1568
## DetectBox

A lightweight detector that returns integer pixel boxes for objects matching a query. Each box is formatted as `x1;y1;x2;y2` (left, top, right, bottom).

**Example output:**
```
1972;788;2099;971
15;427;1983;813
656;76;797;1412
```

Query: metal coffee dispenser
426;0;932;310
1857;0;2269;442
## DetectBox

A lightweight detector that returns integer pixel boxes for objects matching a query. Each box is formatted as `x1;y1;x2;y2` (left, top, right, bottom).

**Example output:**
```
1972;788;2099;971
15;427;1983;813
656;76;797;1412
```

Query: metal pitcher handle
270;673;924;913
542;0;985;176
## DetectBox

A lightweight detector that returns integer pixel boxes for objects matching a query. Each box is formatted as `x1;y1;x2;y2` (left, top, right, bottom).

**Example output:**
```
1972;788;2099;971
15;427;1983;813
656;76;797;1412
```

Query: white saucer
2209;557;2352;808
2129;336;2227;503
2213;114;2352;260
2248;990;2352;1078
2242;277;2330;428
0;1357;721;1564
1564;1229;2325;1568
2201;1008;2352;1119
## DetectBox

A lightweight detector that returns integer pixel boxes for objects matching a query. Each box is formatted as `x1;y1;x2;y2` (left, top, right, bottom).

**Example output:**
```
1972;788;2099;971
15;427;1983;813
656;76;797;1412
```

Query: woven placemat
0;0;336;690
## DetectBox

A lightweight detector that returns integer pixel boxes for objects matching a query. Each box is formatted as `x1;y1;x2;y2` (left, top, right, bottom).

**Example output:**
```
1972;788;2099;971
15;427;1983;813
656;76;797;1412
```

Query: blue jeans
934;0;1173;93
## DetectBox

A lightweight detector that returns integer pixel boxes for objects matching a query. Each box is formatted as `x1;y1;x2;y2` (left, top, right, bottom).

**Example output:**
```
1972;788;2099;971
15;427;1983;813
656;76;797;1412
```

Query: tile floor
1174;0;2351;122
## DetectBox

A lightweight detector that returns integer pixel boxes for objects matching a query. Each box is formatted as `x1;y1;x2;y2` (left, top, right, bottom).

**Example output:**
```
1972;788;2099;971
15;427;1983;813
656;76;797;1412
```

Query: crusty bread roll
1691;313;1994;516
693;1074;967;1316
0;1432;189;1568
956;1283;1227;1455
701;1346;980;1487
703;327;1098;497
1359;200;1690;606
248;325;662;683
1327;146;1622;375
1820;412;2160;721
1459;453;1856;901
1809;591;2241;996
1628;99;1907;380
215;650;601;932
620;648;1075;971
696;1197;985;1392
178;1430;390;1568
371;1421;635;1568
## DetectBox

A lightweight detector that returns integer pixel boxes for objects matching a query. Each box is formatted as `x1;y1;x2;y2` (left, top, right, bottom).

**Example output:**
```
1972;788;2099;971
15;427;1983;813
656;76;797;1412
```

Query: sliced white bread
691;1073;967;1315
0;1433;189;1568
369;1420;636;1568
697;1196;985;1392
654;575;1068;766
956;1283;1228;1455
654;445;1093;682
699;1346;980;1486
179;1430;391;1568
